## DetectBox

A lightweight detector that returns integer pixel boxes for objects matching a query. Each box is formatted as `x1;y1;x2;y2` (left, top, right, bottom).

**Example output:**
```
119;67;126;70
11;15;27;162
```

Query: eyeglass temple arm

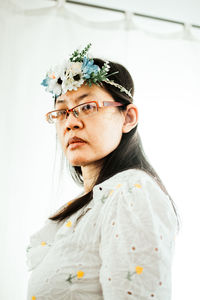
102;101;124;107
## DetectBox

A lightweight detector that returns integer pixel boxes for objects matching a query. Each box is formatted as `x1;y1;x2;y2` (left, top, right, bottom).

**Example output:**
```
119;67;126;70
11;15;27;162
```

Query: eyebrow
56;93;92;105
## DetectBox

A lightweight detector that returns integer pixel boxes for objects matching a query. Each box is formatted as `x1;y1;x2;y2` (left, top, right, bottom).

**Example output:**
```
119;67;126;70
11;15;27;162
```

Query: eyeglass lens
49;102;98;123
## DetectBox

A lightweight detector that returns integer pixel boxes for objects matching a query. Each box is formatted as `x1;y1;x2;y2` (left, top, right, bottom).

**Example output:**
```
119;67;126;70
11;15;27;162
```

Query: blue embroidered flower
82;57;99;79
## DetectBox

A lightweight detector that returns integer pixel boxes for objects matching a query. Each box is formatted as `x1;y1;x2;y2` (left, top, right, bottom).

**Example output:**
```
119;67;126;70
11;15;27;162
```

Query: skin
55;83;138;194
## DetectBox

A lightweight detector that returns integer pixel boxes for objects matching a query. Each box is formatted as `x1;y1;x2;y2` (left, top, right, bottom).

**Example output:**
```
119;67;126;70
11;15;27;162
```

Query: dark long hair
48;58;180;233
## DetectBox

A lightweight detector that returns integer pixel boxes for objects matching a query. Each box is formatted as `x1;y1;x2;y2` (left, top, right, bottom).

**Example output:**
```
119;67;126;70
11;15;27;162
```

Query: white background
0;0;200;299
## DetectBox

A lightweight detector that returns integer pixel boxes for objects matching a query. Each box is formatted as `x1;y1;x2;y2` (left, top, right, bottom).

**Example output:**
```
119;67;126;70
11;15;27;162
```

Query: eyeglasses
45;100;125;124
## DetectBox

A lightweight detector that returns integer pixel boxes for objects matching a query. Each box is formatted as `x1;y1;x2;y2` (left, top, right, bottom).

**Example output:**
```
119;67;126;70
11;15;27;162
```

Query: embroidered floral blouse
26;169;178;300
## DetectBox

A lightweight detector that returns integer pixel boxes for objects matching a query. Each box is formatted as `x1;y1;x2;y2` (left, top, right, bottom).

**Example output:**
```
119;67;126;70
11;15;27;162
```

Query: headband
41;43;133;99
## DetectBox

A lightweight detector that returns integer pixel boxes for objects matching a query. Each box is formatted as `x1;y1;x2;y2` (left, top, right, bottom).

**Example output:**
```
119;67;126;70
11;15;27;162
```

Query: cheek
56;112;124;164
90;117;123;152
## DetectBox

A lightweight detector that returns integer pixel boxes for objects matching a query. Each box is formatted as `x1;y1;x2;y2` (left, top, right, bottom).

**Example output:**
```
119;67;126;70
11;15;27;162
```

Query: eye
47;109;67;124
50;109;66;120
81;103;96;113
57;109;66;117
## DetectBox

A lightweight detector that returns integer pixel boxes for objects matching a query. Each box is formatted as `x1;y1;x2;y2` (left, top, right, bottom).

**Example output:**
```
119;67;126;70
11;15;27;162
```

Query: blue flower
82;57;99;79
41;77;50;87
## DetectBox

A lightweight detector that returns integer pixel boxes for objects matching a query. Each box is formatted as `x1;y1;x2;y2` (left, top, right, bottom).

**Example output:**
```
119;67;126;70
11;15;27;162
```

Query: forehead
55;84;112;106
56;92;91;106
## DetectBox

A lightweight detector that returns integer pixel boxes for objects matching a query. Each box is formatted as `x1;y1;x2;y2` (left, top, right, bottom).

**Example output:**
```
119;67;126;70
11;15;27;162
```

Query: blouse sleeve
99;174;177;300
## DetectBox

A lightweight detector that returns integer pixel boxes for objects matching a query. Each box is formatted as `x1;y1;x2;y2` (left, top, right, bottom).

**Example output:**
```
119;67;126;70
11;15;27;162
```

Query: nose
64;111;83;132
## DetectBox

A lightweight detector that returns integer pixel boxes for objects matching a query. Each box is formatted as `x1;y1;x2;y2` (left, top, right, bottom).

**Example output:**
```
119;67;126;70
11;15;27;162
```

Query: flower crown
41;43;133;99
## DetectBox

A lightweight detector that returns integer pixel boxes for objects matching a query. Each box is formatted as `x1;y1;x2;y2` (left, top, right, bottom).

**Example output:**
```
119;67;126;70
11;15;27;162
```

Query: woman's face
55;84;127;167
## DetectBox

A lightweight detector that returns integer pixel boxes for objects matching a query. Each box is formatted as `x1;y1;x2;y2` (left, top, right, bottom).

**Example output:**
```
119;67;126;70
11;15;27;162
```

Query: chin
66;150;104;167
68;157;90;167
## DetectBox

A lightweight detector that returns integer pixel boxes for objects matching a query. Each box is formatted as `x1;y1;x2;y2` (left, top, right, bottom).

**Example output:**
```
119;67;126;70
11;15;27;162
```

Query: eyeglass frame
45;100;126;124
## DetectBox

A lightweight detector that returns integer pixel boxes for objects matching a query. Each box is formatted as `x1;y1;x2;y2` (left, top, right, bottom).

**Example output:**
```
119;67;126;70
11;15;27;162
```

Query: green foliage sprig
69;43;92;62
86;61;119;87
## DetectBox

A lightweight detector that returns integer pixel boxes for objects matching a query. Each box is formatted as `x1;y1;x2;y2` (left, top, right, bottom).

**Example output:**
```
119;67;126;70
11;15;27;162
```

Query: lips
67;136;86;147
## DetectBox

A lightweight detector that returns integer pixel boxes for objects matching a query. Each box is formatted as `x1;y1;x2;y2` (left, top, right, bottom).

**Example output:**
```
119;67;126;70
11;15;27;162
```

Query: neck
81;161;103;194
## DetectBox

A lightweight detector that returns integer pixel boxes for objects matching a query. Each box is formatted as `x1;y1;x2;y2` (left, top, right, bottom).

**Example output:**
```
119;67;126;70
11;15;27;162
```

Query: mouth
67;141;86;149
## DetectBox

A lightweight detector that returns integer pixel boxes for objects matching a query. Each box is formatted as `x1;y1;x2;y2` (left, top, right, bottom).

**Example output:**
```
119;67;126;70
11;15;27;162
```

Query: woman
26;43;180;300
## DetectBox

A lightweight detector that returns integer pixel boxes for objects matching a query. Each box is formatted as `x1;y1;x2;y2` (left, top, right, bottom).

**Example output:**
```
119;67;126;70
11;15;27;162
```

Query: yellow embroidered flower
66;220;72;227
135;266;143;274
41;241;46;246
32;296;36;300
109;190;114;196
77;270;84;278
116;183;122;188
134;183;142;188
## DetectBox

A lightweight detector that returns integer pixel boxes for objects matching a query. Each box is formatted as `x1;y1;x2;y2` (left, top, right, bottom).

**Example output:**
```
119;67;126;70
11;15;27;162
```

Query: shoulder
115;168;164;192
96;169;177;234
94;168;166;200
96;168;158;185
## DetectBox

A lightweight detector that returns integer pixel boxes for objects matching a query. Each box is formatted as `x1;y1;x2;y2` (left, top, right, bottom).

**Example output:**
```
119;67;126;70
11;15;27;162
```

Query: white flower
46;64;64;96
61;76;84;93
63;61;83;78
70;61;82;74
61;61;84;93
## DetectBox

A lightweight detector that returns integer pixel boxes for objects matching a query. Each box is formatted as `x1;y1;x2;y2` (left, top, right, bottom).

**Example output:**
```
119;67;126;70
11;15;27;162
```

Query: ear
122;104;138;133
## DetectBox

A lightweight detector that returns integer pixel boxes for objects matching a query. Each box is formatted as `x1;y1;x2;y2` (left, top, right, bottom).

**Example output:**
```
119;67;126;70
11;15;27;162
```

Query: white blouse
26;168;178;300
